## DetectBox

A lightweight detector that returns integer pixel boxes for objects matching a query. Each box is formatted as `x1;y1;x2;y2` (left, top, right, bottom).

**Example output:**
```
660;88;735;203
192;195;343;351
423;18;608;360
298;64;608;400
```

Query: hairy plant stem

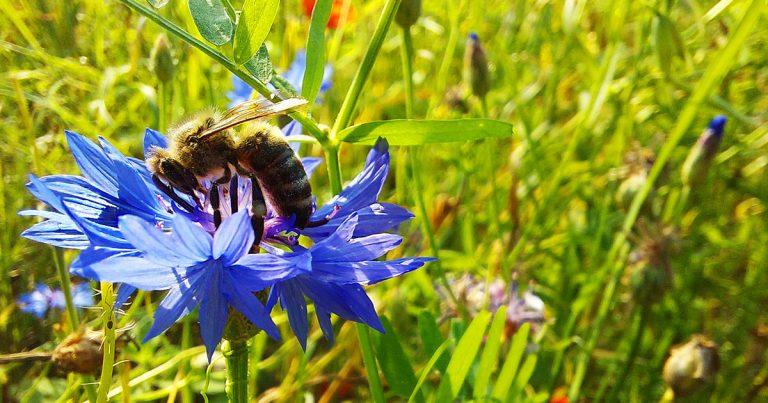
96;282;117;403
116;0;325;141
222;339;249;402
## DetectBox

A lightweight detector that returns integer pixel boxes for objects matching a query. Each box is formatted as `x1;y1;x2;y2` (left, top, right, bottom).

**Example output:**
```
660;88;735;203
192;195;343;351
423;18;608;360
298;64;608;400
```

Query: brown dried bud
663;335;719;397
52;331;104;375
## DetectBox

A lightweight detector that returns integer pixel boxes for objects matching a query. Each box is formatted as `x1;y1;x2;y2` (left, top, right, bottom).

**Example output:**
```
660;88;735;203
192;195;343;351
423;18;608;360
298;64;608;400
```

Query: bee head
168;111;235;177
147;149;201;196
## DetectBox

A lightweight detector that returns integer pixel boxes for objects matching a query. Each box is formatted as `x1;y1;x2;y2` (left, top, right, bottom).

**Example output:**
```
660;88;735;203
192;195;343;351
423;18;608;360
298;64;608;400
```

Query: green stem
324;145;343;195
607;305;650;401
357;325;386;403
568;3;763;399
330;0;402;138
51;247;78;331
116;0;325;141
222;339;249;402
96;282;117;403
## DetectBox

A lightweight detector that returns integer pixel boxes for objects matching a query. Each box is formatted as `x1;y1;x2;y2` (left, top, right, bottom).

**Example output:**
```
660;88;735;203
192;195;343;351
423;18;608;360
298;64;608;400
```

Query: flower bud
51;331;103;375
149;34;175;84
395;0;421;29
663;335;719;397
464;33;490;99
681;115;726;187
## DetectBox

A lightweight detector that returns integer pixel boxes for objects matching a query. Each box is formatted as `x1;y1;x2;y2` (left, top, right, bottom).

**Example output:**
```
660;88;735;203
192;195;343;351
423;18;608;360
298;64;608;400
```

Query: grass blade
491;322;530;400
473;306;508;400
436;311;492;400
338;119;514;145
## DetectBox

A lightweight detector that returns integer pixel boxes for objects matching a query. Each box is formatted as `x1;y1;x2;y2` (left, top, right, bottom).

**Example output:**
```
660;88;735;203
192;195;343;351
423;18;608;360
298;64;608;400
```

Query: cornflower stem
329;0;402;138
356;325;386;403
222;339;249;402
51;247;78;331
96;282;117;403
568;2;762;399
116;0;325;141
399;25;461;310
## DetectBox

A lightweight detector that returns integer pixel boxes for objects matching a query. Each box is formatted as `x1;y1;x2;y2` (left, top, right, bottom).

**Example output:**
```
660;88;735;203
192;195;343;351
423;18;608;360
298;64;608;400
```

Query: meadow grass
1;0;767;401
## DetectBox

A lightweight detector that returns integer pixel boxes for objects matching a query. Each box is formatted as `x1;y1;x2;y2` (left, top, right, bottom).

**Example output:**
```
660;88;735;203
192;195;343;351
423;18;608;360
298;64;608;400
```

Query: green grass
1;0;767;401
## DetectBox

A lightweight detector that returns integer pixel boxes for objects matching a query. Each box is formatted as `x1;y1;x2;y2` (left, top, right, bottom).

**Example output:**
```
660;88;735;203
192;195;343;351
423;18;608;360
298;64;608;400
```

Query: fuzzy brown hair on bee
145;98;314;246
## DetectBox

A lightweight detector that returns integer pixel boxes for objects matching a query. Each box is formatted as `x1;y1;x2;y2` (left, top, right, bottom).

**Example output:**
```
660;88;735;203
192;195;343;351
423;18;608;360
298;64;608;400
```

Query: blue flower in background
301;138;414;241
72;210;310;359
17;283;93;318
267;214;435;348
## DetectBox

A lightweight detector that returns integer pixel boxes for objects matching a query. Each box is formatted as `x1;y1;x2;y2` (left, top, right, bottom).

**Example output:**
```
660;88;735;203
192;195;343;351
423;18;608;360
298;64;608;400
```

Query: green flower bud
681;116;726;187
464;33;490;99
150;34;175;83
663;335;719;397
395;0;421;29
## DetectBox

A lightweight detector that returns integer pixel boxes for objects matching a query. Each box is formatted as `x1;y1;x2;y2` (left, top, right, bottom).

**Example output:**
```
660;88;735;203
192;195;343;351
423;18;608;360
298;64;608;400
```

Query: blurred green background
1;0;767;401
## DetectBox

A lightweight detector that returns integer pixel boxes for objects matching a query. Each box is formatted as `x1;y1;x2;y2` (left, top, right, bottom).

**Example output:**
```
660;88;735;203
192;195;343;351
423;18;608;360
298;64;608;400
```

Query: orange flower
302;0;354;29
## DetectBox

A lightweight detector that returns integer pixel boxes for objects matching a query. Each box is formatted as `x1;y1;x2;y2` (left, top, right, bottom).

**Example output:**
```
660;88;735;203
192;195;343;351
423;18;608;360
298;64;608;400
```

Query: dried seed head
150;34;175;83
663;335;719;397
51;330;103;375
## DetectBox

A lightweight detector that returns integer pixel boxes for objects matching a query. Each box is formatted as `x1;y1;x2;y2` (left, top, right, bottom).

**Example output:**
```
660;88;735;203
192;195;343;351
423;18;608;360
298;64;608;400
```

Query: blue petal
71;247;197;290
114;284;137;309
27;175;66;212
40;175;120;223
65;131;119;194
300;281;384;333
301;157;323;178
17;285;51;318
20;211;90;249
277;281;309;349
302;203;413;240
313;232;402;262
212;210;254;265
311;214;358;252
312;257;434;285
144;128;169;158
171;213;213;259
315;305;334;343
113;157;168;218
143;272;206;341
224;274;281;340
60;203;134;249
229;249;310;290
199;268;228;361
118;215;206;265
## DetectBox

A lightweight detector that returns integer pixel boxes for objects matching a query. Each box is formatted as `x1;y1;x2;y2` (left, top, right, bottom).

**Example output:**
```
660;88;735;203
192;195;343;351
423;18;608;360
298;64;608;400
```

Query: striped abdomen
235;124;312;227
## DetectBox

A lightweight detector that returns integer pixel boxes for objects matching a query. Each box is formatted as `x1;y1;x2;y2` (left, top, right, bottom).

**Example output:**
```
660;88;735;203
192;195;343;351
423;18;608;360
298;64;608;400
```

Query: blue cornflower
17;283;93;318
300;138;414;241
72;210;310;359
267;214;435;348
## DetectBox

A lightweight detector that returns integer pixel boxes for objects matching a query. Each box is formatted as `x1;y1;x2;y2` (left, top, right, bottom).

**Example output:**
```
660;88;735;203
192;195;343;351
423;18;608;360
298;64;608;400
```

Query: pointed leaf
302;0;332;103
243;44;274;83
436;311;492;400
189;0;235;46
338;119;514;145
491;322;530;400
233;0;280;64
473;306;508;400
373;316;418;398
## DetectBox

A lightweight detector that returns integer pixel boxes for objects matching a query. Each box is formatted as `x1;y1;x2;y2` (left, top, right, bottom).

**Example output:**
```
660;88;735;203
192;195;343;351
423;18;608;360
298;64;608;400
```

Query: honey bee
146;98;317;245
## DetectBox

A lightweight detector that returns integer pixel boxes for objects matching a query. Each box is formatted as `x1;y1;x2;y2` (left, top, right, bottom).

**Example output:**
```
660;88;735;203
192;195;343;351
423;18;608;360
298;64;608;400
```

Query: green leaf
338;119;514;145
408;340;450;403
491;322;530;400
373;317;418;399
473;306;508;400
508;354;538;400
233;0;280;64
418;311;448;372
146;0;169;8
436;311;492;401
302;0;332;103
189;0;235;46
243;44;273;83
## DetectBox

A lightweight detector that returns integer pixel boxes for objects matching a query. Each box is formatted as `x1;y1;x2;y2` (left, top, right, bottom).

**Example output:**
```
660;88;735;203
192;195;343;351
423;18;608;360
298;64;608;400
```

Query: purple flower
266;214;435;348
17;283;93;318
72;210;310;359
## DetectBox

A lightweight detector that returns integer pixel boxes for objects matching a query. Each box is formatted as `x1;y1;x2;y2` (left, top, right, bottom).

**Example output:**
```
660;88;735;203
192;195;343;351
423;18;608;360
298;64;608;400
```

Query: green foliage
188;0;235;46
233;0;280;64
302;0;332;104
338;118;514;145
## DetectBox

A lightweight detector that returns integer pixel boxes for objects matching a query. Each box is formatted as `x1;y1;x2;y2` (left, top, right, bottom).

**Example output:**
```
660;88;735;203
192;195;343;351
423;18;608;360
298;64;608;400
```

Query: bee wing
200;98;308;138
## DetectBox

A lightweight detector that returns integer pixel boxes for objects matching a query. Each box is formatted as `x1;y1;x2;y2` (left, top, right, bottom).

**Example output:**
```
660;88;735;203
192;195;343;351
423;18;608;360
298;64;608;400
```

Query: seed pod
396;0;421;29
51;331;104;375
663;335;719;397
464;33;490;99
150;34;175;83
681;115;727;187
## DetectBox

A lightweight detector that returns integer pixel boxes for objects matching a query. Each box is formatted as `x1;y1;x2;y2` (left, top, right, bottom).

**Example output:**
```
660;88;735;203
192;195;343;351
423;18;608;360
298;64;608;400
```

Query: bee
146;98;317;246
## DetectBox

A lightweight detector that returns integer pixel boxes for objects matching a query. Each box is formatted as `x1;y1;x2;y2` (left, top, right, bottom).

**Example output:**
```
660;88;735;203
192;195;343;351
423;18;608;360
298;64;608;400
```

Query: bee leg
210;184;222;228
250;179;266;251
229;175;239;214
151;174;195;212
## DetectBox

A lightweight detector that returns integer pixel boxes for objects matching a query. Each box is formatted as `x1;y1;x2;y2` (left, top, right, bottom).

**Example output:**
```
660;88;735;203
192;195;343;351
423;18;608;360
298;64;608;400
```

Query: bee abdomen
236;124;313;227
